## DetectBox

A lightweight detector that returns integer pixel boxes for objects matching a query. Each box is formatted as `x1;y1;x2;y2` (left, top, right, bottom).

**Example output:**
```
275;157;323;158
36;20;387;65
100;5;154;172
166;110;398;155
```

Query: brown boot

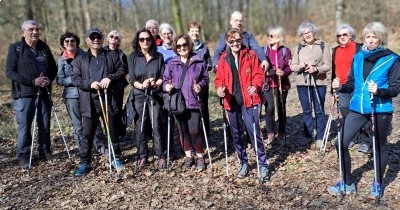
182;156;194;169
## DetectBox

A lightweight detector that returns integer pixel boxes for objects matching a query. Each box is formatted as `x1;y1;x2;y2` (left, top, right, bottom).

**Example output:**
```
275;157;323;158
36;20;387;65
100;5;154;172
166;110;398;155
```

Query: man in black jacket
6;20;57;170
72;28;127;176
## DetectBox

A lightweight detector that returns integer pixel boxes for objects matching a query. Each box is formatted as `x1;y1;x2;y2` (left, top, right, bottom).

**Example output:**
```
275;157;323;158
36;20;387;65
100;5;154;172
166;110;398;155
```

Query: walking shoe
369;182;382;199
74;161;90;177
111;158;124;170
158;158;167;169
327;181;356;196
267;133;274;143
260;166;269;182
137;158;146;170
236;163;249;179
182;157;194;169
358;143;371;154
19;158;30;171
39;151;53;161
196;157;206;172
277;132;286;140
315;139;323;149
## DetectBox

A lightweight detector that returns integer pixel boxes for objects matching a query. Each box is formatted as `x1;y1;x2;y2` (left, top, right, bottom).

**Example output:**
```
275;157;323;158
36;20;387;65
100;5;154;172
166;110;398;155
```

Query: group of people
6;10;400;199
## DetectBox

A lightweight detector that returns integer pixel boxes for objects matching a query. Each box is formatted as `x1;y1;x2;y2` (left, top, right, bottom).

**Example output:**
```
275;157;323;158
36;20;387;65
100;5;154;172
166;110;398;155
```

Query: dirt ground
0;84;399;209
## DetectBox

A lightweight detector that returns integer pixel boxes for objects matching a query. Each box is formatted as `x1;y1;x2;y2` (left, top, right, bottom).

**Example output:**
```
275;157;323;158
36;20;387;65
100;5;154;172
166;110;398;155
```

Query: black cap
86;28;103;38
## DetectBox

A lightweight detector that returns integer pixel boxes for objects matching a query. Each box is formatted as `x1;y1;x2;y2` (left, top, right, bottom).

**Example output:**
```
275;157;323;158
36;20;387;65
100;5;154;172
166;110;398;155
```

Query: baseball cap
86;28;103;38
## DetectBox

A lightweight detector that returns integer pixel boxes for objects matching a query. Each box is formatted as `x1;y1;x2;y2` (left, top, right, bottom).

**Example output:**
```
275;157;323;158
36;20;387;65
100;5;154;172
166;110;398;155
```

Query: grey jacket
57;48;85;98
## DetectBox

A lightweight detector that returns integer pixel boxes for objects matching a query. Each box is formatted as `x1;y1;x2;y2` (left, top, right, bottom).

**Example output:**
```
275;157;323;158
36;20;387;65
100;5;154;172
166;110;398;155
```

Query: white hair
21;20;38;31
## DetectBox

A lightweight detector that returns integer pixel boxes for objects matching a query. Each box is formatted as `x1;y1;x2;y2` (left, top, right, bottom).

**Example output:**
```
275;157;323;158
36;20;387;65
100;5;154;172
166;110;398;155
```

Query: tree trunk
80;0;91;30
335;0;344;27
116;0;121;28
172;0;183;34
26;0;34;19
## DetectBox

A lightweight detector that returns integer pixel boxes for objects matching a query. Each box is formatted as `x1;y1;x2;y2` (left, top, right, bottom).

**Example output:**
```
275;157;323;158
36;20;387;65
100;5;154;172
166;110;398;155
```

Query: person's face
230;14;243;30
108;32;121;47
267;33;280;46
188;27;200;42
337;29;351;46
63;37;77;52
160;28;173;45
22;24;40;43
302;29;315;44
364;32;381;51
138;32;152;51
227;33;242;53
86;33;103;51
146;23;159;37
176;38;190;57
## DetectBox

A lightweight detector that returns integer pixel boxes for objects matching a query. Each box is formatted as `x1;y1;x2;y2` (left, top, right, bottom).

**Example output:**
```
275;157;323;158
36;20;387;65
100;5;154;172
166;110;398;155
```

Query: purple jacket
163;54;209;109
264;45;292;90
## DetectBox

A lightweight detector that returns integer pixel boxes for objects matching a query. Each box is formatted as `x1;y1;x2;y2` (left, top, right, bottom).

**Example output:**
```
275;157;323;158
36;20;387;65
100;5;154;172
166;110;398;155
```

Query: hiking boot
39;151;53;161
74;161;90;177
348;140;356;148
158;158;167;169
111;158;124;170
267;133;274;144
277;132;286;140
182;157;194;169
196;157;206;172
358;143;371;154
137;158;146;170
19;158;30;171
315;139;323;149
260;166;269;182
327;181;356;196
369;182;382;200
236;163;249;179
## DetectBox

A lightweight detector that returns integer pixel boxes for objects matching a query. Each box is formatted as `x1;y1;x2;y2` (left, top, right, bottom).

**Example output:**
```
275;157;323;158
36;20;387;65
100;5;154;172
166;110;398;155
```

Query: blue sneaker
74;161;90;177
327;181;356;195
236;163;248;179
260;166;269;182
111;158;124;170
369;182;382;199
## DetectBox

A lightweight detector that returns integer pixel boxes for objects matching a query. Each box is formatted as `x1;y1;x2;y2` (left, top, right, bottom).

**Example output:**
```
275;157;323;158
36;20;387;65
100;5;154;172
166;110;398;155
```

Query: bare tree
335;0;344;27
171;0;183;34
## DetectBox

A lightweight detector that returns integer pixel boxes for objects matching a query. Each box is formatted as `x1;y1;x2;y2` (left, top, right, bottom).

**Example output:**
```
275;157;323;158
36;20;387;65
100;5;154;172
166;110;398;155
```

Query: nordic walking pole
370;89;381;202
194;80;213;174
29;90;40;169
149;88;156;173
166;80;172;171
320;94;336;154
275;52;286;140
251;94;261;181
104;89;119;172
219;90;229;178
46;87;71;158
141;88;148;132
335;90;346;196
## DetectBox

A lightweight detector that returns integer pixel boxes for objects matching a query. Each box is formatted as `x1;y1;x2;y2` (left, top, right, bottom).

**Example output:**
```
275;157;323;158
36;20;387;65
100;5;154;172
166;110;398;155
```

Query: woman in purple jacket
263;26;292;142
163;34;209;171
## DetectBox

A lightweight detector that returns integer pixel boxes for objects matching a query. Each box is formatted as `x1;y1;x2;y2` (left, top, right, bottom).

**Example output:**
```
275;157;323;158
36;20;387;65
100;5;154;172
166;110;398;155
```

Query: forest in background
0;0;400;85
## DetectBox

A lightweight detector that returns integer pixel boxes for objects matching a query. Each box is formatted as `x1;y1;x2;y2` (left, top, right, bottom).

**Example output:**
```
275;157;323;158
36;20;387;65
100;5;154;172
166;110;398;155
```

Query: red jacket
214;48;264;110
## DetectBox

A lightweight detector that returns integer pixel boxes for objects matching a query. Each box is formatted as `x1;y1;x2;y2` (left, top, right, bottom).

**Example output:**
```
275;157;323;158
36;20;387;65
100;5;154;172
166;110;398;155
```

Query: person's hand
217;86;226;97
193;83;201;94
90;81;101;90
165;83;174;92
276;68;284;77
155;79;163;88
368;80;378;95
34;76;50;87
143;79;150;89
100;77;111;89
149;78;157;88
299;62;306;69
261;60;269;71
247;85;257;95
306;65;317;74
332;78;341;89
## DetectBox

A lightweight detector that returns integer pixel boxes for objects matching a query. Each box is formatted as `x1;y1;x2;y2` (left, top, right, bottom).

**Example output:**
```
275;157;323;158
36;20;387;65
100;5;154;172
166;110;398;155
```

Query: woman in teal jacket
329;22;400;199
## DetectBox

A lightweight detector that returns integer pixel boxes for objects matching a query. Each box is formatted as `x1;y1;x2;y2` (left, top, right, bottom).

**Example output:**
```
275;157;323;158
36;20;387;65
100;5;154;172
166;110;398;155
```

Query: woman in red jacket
214;28;269;181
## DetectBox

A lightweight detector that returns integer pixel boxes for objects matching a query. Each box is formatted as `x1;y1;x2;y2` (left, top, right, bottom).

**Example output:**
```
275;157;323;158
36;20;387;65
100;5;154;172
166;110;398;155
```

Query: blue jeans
297;86;326;140
64;98;83;149
13;96;51;159
227;104;267;167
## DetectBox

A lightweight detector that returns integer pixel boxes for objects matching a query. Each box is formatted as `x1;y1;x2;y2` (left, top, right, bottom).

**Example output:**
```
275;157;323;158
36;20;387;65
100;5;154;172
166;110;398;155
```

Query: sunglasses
64;39;76;44
109;35;119;40
337;33;349;38
89;34;102;41
139;37;152;42
176;43;189;49
228;39;242;45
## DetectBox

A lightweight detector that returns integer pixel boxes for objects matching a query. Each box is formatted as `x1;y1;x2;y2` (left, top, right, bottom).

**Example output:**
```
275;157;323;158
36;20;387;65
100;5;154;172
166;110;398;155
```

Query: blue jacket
163;54;209;109
57;48;85;99
345;49;400;114
213;31;266;66
193;40;213;71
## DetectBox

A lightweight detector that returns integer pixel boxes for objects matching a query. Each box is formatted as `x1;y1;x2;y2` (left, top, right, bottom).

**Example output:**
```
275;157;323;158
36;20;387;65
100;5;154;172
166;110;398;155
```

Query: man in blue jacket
6;20;57;170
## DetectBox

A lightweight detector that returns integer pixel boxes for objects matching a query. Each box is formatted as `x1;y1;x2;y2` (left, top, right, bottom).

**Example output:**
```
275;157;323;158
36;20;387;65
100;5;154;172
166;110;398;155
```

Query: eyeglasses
64;39;76;44
302;31;312;36
24;27;40;32
147;27;158;30
109;35;120;40
89;34;102;41
336;33;349;38
176;43;189;49
268;35;276;38
139;37;152;42
228;39;242;45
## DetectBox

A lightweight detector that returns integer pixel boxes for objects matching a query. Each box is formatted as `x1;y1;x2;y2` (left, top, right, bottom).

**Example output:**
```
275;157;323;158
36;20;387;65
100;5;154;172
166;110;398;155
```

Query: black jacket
6;38;57;99
71;49;127;117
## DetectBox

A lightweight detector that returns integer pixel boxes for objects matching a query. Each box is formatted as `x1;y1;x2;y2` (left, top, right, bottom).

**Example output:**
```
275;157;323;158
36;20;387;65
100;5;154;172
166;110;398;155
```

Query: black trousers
263;87;288;134
80;97;121;162
336;111;391;185
174;109;203;154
